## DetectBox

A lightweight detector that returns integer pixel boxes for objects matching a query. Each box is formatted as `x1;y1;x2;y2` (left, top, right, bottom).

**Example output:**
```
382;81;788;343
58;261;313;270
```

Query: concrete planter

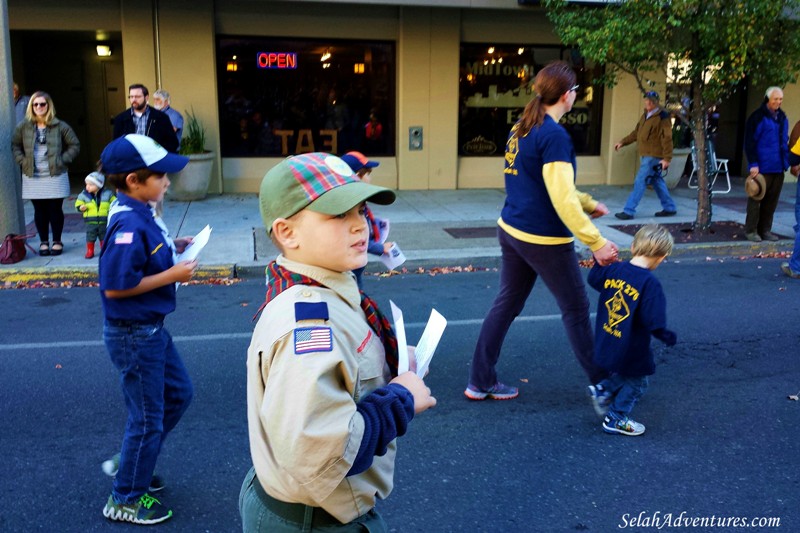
665;147;691;190
168;151;214;201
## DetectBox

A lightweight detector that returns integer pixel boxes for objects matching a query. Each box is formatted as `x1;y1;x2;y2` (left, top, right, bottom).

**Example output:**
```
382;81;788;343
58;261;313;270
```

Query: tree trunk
692;72;713;232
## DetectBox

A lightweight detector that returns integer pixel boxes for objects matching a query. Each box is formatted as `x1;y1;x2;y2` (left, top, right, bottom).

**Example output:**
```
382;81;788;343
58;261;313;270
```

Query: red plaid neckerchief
255;261;398;376
364;206;381;243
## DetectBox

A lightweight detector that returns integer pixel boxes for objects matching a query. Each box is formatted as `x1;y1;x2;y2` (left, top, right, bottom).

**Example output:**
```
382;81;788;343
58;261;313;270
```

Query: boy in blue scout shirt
97;134;198;525
340;151;395;288
587;224;677;437
241;152;437;532
75;171;115;258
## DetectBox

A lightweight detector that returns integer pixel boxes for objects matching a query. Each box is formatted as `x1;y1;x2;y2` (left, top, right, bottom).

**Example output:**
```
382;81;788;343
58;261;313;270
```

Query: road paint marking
1;313;593;351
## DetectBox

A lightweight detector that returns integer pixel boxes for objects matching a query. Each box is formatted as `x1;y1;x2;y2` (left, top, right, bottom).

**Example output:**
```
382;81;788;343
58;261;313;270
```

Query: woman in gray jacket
12;91;80;256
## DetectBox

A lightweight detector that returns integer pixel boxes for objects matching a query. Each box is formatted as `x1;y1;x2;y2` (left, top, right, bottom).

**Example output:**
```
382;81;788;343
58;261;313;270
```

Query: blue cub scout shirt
99;192;176;322
500;115;577;238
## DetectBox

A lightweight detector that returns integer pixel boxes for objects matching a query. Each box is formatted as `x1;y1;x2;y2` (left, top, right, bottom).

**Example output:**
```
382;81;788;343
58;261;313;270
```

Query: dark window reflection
459;44;604;156
218;36;395;157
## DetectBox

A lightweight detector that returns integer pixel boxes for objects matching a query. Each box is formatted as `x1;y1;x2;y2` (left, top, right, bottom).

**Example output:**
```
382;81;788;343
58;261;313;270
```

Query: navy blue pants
469;228;607;389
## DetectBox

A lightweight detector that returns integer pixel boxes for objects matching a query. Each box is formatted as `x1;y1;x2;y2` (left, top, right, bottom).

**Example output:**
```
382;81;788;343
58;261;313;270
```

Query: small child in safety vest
75;171;116;259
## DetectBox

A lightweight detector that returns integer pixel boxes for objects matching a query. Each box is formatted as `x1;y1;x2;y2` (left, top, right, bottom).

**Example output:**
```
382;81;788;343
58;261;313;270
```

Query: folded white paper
380;242;406;270
390;300;446;377
176;224;212;263
390;301;409;374
413;309;446;378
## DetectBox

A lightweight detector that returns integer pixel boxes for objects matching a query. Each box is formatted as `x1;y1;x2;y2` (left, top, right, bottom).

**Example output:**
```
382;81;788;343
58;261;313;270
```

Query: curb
0;264;235;284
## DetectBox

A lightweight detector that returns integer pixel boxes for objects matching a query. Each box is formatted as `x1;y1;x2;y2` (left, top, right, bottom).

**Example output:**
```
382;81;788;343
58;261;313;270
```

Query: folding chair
687;141;731;194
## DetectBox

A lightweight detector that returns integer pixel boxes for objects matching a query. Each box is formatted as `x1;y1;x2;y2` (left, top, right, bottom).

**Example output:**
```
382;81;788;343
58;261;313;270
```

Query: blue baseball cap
339;151;380;174
644;90;660;102
101;134;189;174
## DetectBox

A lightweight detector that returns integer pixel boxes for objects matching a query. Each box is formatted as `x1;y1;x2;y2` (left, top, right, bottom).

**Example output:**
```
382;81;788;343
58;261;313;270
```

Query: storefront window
459;44;603;156
217;37;395;157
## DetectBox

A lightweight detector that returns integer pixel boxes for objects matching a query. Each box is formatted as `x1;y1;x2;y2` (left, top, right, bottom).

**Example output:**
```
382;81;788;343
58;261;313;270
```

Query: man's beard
133;101;147;112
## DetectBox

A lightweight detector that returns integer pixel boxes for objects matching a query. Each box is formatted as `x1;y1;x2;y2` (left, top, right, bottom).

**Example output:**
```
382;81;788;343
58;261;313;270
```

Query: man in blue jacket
744;87;788;242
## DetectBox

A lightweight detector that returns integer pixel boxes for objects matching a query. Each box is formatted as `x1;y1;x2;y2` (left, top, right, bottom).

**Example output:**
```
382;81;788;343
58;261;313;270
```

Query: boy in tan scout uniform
241;152;436;532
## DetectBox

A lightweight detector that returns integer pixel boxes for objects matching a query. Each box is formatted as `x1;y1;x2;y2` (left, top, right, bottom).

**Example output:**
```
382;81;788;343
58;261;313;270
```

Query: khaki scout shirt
246;255;396;523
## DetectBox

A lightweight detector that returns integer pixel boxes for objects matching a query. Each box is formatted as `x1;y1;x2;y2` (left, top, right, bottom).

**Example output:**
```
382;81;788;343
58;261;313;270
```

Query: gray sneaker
781;262;800;279
102;453;165;493
603;415;645;436
103;493;173;525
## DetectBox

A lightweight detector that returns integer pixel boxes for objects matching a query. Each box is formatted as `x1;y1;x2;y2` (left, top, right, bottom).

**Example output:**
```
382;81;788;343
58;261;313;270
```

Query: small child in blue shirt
98;134;198;525
587;224;676;436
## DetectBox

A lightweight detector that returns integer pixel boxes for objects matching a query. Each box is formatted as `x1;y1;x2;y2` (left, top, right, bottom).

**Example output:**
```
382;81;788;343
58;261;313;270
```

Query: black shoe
654;210;677;217
39;242;50;256
761;232;779;242
614;212;633;220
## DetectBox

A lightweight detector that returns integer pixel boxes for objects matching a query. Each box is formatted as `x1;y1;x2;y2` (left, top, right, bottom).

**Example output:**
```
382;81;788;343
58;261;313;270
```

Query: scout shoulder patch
294;327;333;354
114;231;134;245
294;301;329;321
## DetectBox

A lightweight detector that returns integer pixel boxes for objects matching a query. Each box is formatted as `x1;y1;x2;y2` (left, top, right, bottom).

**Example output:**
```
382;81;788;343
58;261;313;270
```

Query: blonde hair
631;224;674;258
26;91;56;125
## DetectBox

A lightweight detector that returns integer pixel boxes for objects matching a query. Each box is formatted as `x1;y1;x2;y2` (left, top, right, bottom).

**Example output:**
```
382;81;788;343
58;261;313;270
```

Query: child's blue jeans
599;374;648;420
104;320;193;504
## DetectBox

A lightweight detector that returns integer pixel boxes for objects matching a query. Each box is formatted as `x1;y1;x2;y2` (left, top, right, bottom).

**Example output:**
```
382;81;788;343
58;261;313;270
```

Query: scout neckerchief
255;261;399;376
364;206;381;243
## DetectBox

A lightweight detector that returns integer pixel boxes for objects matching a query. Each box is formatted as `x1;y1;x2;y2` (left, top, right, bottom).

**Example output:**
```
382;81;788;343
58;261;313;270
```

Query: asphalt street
1;258;799;532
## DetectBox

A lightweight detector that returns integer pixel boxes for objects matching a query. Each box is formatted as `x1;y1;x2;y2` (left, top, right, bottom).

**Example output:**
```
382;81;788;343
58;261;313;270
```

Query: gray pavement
2;175;797;283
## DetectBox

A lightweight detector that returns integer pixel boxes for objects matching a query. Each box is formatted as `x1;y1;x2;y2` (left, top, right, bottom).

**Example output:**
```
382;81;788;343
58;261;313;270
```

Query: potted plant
168;108;215;201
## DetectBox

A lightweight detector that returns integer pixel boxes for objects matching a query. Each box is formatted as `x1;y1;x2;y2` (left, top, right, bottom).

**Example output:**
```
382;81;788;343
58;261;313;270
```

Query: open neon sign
256;52;298;69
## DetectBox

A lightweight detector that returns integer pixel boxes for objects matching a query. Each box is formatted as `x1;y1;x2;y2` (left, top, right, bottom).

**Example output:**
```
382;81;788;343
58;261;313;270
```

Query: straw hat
746;173;766;201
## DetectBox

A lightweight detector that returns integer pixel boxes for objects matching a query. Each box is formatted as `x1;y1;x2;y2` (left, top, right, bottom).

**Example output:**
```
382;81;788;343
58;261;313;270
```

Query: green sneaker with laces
102;453;165;493
103;493;173;525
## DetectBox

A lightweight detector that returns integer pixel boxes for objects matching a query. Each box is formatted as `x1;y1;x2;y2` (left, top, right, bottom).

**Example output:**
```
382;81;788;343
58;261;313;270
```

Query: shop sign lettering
257;52;298;69
274;129;338;155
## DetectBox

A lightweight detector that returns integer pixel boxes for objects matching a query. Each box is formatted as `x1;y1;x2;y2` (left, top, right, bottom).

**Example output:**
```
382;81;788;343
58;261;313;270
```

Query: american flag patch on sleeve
294;327;333;354
114;232;134;245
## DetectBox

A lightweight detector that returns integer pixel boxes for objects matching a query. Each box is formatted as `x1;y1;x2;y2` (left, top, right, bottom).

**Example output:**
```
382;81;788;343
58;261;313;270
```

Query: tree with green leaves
545;0;800;230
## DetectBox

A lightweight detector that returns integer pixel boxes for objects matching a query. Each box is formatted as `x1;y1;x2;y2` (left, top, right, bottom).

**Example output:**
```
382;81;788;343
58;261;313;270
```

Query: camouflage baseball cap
259;152;395;233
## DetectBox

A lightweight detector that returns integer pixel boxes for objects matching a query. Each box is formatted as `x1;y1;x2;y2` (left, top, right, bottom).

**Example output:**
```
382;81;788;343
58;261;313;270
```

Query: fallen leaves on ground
2;277;242;290
371;265;496;277
2;280;99;290
181;278;242;286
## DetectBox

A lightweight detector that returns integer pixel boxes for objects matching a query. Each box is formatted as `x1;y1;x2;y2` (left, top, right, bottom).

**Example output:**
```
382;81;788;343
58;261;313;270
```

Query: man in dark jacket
744;86;788;242
113;84;179;153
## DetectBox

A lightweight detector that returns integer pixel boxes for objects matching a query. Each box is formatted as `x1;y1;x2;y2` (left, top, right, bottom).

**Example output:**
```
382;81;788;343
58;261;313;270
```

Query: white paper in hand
380;242;406;270
176;225;212;263
390;300;409;374
413;309;446;377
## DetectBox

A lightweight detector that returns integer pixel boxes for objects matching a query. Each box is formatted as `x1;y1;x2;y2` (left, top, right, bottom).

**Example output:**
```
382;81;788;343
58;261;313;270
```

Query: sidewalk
1;176;796;283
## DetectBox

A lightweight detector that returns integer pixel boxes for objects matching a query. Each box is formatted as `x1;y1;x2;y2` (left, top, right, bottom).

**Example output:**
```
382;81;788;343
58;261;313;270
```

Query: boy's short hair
631;224;674;258
105;168;156;192
259;152;395;234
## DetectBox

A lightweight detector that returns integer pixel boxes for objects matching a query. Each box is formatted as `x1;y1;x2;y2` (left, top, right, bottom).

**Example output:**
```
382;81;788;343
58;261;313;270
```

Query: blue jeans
598;374;648;420
104;320;193;504
790;179;800;272
469;229;608;388
622;156;677;216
